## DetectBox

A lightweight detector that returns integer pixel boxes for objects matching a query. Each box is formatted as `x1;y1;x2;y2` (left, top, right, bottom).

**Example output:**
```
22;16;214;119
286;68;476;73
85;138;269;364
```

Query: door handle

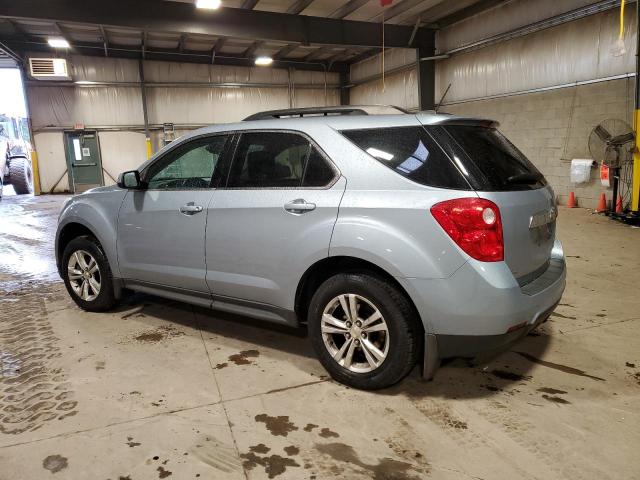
180;202;204;215
284;199;316;214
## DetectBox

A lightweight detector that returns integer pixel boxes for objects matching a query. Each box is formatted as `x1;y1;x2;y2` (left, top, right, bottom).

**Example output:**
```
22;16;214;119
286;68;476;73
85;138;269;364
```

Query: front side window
227;132;335;188
146;135;229;190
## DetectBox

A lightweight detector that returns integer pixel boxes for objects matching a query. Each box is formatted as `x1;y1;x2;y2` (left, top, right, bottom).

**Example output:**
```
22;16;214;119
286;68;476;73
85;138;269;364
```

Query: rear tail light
430;198;504;262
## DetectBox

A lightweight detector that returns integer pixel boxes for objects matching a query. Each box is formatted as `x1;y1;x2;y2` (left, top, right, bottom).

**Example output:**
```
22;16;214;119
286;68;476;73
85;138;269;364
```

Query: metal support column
138;59;152;158
417;43;436;111
632;0;640;212
340;71;350;106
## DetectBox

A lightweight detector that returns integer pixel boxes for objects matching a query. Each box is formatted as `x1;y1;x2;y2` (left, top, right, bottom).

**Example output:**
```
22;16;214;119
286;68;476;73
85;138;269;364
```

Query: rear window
341;127;470;190
437;126;546;191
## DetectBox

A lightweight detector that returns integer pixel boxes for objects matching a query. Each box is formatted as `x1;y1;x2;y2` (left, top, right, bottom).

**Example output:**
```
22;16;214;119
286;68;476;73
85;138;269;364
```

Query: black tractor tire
9;156;34;195
308;272;421;390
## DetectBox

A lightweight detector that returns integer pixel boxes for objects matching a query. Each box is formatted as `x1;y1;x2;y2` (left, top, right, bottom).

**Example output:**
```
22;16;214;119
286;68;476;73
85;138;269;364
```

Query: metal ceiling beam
0;36;350;72
434;0;507;28
0;0;433;49
286;0;315;15
241;0;259;9
273;43;298;60
348;47;381;65
99;25;109;56
328;0;370;19
242;40;262;58
303;45;332;62
178;33;187;53
370;0;425;22
211;37;225;63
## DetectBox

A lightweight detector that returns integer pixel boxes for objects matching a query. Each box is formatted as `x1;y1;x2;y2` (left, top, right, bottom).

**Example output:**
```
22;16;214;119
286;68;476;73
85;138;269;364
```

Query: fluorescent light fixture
254;56;273;66
366;147;394;161
48;38;70;48
196;0;221;9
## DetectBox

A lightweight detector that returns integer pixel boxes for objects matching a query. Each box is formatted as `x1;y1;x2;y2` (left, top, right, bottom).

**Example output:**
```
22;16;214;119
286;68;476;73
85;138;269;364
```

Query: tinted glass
440;126;546;191
341;127;469;189
302;147;335;187
228;132;326;188
146;135;228;190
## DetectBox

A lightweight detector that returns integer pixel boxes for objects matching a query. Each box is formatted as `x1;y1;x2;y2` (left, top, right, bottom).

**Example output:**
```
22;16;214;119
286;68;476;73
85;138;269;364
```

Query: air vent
28;58;70;80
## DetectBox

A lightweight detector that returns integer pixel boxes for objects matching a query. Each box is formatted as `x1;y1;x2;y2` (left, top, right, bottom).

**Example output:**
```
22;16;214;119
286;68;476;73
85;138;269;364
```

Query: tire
62;236;118;312
308;273;421;390
8;156;33;195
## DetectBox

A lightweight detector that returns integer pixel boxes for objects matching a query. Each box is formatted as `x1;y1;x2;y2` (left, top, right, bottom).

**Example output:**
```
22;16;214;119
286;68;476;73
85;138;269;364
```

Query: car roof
182;111;497;136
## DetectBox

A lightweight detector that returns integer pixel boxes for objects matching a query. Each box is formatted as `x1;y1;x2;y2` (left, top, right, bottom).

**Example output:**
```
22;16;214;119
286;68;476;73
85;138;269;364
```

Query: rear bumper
400;240;566;359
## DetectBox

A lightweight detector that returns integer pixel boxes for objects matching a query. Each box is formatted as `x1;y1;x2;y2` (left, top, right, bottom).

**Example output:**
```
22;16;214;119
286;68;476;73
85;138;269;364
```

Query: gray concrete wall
442;77;635;209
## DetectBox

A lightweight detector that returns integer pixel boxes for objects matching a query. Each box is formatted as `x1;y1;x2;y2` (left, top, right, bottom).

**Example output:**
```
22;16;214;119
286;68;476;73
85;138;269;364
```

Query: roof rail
243;105;408;121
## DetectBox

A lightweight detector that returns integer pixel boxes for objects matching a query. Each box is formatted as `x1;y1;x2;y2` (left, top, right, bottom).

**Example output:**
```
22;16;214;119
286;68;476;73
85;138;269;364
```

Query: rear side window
341;127;470;190
227;132;335;188
438;126;546;191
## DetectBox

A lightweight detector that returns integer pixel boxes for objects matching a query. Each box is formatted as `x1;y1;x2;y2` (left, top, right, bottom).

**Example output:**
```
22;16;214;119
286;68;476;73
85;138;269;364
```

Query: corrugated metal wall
27;55;339;192
349;49;419;110
436;7;636;103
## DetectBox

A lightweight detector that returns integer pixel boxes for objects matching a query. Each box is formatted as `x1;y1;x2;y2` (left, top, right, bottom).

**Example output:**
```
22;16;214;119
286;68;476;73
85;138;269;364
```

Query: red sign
380;0;393;5
600;164;610;187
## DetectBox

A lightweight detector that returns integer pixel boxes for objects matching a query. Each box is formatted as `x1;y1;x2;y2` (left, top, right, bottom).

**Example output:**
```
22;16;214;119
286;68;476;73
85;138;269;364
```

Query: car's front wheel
308;273;421;390
62;236;118;312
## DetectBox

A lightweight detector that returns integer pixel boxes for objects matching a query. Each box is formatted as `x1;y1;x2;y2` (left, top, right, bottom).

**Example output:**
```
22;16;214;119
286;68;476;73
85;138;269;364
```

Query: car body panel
329;188;475;280
399;240;565;337
205;176;346;310
116;189;216;292
55;111;566;367
56;185;126;277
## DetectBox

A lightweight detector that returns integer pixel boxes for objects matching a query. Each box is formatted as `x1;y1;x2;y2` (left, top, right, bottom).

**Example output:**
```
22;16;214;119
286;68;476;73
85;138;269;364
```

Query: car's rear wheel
62;236;118;312
308;273;421;390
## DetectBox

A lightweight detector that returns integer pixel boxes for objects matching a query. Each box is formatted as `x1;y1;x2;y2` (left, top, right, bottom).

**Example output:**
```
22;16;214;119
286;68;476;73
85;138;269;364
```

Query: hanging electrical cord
611;0;626;56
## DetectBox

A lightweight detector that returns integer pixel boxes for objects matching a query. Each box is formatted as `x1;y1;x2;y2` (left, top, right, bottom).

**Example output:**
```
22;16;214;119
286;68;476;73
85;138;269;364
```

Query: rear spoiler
417;113;500;129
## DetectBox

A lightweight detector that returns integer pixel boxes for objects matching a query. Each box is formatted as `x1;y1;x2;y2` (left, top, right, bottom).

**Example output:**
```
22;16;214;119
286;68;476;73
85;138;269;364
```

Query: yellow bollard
633;110;640;212
146;137;152;159
31;150;41;196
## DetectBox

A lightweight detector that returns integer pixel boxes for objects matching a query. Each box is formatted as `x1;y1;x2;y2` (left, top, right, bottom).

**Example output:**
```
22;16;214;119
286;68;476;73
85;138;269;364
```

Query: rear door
117;134;230;293
205;130;345;314
428;123;556;280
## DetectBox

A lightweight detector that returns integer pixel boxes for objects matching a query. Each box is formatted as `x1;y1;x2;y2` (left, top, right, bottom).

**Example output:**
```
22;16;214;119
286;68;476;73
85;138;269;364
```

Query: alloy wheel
321;293;390;373
67;250;101;301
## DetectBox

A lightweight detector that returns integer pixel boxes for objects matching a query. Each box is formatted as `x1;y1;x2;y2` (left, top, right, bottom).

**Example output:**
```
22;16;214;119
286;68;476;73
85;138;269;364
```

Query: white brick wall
443;78;635;209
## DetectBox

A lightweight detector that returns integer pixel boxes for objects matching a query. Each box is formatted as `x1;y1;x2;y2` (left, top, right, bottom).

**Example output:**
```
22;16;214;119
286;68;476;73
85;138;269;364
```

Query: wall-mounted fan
589;119;636;212
588;119;635;168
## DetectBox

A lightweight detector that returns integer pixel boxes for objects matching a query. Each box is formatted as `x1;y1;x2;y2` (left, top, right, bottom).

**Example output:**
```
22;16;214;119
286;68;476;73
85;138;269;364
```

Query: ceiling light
48;38;70;48
196;0;221;9
255;56;273;66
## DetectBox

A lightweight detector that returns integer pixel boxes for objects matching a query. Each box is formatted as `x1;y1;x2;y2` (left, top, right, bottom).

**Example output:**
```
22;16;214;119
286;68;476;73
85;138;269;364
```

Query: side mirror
117;170;143;189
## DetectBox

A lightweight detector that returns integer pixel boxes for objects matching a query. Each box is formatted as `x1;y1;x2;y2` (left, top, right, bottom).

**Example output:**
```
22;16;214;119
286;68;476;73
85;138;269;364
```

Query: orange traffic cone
567;192;576;208
596;193;607;213
616;195;623;213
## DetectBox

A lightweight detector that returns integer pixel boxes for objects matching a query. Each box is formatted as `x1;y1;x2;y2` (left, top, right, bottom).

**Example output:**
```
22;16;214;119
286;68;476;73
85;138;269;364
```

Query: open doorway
0;67;31;200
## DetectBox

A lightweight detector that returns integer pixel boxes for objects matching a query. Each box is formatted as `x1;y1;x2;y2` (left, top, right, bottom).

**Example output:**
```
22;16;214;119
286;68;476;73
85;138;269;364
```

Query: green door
64;131;104;193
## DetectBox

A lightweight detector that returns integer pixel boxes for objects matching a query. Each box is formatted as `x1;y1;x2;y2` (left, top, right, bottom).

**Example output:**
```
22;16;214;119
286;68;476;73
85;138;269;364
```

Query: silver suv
56;106;566;390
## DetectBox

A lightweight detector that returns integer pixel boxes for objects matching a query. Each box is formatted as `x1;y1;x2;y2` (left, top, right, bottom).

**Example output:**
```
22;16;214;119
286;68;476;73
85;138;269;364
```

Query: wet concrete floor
0;193;639;479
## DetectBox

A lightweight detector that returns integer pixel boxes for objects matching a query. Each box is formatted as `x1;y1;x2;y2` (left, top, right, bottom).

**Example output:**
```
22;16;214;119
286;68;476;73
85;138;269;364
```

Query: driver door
117;134;230;294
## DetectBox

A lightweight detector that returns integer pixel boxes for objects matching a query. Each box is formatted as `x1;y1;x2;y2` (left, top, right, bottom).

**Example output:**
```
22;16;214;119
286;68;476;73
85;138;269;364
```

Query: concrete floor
0;194;639;480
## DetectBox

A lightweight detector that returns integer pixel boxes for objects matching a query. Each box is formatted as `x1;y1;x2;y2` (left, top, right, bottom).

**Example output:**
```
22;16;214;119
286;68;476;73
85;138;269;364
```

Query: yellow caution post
31;150;41;196
633;110;640;212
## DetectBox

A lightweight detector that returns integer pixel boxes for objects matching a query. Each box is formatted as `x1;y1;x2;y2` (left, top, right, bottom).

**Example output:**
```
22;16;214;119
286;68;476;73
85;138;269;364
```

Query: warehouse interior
0;1;639;479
